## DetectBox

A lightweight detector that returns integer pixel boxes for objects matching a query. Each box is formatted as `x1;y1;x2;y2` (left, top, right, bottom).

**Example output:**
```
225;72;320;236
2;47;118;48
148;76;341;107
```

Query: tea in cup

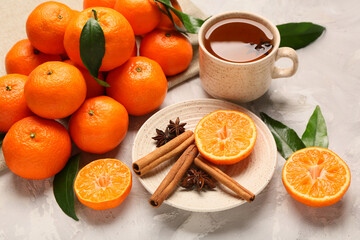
198;12;298;102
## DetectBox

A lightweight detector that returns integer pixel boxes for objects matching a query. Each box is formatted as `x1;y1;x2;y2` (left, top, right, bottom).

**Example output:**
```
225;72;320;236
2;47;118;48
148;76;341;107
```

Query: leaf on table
53;154;80;221
260;112;306;160
154;0;206;34
277;22;325;50
301;105;328;148
80;9;109;87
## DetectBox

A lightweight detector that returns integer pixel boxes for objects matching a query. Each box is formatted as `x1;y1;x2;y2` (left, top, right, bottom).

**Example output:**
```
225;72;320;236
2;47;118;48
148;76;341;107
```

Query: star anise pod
168;117;186;136
152;128;174;147
181;168;216;191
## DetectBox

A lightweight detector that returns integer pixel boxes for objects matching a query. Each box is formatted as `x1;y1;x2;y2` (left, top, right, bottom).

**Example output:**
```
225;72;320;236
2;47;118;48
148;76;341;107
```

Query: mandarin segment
308;180;326;198
74;159;132;210
282;147;351;207
194;110;257;165
292;175;312;195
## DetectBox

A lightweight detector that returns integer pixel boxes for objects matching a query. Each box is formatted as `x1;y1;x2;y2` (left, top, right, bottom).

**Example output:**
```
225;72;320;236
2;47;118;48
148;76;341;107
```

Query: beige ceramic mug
198;12;299;102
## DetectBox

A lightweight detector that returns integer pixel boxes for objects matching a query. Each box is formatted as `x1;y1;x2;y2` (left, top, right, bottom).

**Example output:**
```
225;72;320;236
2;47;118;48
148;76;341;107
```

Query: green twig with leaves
154;0;206;34
261;106;328;159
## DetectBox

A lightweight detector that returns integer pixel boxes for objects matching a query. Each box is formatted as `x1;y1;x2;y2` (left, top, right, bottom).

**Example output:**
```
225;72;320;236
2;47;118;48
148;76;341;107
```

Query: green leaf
53;154;80;221
0;132;5;148
277;22;325;50
301;106;328;148
260;113;306;159
154;0;206;34
80;9;110;87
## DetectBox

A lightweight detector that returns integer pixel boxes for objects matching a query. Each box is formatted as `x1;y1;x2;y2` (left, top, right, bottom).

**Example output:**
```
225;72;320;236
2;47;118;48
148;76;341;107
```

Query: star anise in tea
253;39;273;55
181;168;216;191
152;128;174;147
168;117;186;136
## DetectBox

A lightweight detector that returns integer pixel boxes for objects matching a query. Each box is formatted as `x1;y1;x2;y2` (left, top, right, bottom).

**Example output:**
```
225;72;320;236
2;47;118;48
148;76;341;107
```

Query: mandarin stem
92;9;98;21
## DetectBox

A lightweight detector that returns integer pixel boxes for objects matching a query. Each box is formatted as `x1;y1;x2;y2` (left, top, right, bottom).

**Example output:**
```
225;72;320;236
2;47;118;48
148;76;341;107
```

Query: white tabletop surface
1;0;360;239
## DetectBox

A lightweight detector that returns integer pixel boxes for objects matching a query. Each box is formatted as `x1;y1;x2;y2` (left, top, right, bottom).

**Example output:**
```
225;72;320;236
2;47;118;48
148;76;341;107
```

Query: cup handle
272;47;298;79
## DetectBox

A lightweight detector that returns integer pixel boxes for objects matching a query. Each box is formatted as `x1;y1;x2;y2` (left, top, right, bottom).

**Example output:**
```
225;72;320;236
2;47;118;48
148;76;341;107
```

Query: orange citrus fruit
64;59;105;98
83;0;116;9
139;29;193;76
282;147;351;207
69;96;129;154
106;56;167;116
2;116;71;179
195;110;257;165
64;7;135;71
74;158;132;210
25;61;87;119
0;74;33;132
157;0;183;30
114;0;161;35
26;1;74;55
5;39;61;76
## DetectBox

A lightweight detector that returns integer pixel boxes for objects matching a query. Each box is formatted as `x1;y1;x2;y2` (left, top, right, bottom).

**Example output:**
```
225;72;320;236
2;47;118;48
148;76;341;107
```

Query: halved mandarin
74;158;132;210
194;110;257;165
282;147;351;207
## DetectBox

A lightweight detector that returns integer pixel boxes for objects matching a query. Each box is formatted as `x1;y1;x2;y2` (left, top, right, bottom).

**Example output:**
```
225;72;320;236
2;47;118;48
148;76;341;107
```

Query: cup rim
198;11;280;65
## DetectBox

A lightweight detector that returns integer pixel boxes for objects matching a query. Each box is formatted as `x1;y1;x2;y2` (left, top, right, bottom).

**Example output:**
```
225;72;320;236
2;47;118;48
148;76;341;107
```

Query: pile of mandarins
1;0;193;180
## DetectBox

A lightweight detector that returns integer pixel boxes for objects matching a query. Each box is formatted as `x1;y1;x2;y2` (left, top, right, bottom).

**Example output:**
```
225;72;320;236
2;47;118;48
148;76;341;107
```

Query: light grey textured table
1;0;359;239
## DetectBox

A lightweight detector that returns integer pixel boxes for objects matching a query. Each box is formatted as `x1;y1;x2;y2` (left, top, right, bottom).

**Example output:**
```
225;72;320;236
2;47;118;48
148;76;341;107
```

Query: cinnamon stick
149;144;198;207
194;156;255;202
133;130;194;176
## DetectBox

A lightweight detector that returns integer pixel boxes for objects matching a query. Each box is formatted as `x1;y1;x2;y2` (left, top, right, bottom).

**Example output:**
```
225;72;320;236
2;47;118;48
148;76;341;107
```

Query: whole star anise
181;168;216;191
152;128;174;147
168;117;186;136
152;117;187;148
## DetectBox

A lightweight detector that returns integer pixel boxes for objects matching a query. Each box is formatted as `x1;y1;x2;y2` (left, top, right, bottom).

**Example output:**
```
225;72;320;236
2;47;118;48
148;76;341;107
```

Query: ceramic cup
198;12;299;102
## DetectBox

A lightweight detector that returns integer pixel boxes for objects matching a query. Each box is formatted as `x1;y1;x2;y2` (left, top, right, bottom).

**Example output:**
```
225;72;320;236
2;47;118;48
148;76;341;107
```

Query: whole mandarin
5;39;61;76
3;116;71;179
26;1;74;55
69;96;129;154
106;56;167;116
114;0;161;35
24;61;87;119
140;29;193;76
64;7;135;71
